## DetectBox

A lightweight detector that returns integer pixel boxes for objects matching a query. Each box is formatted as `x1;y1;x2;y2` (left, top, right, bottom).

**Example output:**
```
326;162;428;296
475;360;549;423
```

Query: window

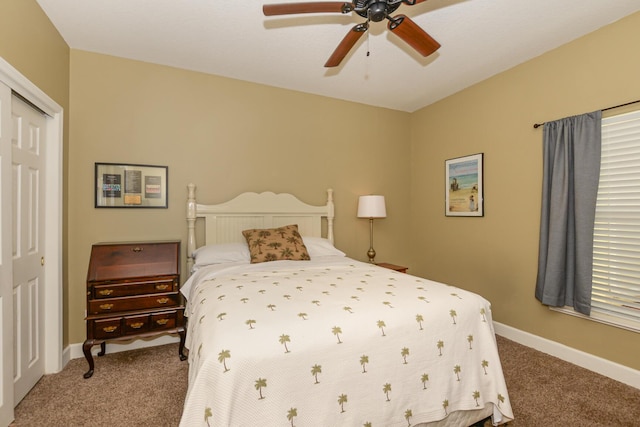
591;109;640;332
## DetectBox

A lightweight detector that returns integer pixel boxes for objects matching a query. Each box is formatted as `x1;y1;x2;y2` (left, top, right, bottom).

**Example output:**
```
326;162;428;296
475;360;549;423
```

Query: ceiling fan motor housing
369;2;388;21
355;1;401;22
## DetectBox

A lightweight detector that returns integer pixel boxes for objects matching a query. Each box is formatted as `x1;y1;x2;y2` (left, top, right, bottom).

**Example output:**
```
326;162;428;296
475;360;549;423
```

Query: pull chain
366;12;371;57
367;30;370;57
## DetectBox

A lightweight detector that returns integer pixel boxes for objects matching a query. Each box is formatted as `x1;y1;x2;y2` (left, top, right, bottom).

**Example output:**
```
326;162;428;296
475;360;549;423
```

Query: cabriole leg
82;340;95;379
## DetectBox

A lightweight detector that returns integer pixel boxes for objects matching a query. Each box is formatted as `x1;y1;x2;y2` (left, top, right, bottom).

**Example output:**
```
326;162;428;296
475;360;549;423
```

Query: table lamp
357;195;386;263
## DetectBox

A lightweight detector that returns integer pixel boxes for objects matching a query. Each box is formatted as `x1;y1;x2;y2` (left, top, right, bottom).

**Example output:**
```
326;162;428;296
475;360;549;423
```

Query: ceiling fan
263;1;441;67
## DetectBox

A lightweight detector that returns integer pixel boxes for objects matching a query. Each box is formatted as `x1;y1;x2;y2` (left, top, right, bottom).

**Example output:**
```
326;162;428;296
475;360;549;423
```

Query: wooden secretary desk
83;240;187;378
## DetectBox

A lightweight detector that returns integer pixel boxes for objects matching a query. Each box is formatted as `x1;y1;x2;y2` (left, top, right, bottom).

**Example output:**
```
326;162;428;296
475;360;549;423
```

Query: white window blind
592;109;640;328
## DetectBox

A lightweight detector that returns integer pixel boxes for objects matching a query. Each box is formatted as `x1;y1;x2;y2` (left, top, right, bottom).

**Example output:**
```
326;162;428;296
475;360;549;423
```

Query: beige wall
0;0;69;106
409;11;640;370
0;0;70;344
3;1;638;371
68;51;413;344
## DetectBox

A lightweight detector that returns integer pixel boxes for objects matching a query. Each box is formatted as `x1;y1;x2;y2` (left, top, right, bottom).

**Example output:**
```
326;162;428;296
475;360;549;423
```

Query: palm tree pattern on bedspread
181;259;513;426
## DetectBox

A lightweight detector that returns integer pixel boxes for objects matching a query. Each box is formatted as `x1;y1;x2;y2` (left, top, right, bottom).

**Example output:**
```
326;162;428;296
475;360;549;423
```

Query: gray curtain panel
535;111;602;315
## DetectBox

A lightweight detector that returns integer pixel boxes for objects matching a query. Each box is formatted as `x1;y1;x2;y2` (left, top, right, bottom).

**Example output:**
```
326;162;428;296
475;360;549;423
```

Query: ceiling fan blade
324;22;368;67
387;14;440;57
263;2;354;16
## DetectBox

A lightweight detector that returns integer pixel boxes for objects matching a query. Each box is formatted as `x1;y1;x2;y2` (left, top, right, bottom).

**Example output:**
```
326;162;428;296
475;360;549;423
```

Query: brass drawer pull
130;322;144;329
156;319;169;326
98;289;114;296
155;284;170;291
156;298;170;304
132;247;143;252
102;326;118;333
99;303;114;310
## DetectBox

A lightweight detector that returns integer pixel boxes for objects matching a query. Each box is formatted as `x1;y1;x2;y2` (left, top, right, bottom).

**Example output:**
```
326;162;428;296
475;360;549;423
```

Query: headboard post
327;188;335;244
186;183;197;273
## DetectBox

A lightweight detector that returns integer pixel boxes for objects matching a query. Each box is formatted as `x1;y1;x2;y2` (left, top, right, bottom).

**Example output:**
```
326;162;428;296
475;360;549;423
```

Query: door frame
0;56;63;374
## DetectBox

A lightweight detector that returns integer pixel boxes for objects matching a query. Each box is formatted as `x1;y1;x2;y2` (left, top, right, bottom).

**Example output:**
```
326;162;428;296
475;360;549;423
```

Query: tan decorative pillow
242;224;310;264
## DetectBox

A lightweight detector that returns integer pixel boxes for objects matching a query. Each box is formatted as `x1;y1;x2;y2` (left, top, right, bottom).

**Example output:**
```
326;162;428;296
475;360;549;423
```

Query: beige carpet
495;336;640;426
13;342;188;427
11;335;640;426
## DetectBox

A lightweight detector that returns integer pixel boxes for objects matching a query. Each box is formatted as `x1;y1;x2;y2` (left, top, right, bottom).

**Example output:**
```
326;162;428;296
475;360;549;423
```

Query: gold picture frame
445;153;483;217
95;162;168;208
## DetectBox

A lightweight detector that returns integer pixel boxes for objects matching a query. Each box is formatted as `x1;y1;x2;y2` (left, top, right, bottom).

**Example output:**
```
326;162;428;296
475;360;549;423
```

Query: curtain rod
532;99;640;129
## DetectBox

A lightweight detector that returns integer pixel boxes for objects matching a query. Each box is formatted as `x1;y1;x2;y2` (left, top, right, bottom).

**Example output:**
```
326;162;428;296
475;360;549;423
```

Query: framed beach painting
445;153;484;217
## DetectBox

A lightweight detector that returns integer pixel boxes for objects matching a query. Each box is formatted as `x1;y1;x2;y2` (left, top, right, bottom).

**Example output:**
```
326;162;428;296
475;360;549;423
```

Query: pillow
242;224;310;263
303;236;346;258
192;242;250;269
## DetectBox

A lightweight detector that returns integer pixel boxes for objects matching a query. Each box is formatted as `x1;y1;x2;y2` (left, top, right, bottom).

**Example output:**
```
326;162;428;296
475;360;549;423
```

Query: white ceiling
35;0;640;112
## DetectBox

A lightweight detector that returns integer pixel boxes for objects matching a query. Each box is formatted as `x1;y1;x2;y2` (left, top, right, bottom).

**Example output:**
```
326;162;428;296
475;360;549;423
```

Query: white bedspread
180;257;514;426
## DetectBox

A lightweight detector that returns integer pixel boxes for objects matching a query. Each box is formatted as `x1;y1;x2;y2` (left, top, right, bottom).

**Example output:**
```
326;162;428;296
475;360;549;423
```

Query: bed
180;184;514;426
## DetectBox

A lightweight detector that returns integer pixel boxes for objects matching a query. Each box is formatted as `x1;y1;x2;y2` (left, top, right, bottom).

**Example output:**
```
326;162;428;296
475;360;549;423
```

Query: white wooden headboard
186;184;335;272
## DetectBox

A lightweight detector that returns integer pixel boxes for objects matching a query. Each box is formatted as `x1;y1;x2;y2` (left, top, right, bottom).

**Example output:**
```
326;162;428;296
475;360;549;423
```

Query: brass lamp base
367;247;376;263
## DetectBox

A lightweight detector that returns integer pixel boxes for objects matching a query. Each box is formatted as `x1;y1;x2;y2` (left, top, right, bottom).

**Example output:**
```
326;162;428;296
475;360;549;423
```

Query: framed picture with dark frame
95;162;168;208
445;153;483;217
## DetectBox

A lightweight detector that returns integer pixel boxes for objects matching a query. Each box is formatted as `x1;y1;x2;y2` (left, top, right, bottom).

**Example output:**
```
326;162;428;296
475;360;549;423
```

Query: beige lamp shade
357;195;387;218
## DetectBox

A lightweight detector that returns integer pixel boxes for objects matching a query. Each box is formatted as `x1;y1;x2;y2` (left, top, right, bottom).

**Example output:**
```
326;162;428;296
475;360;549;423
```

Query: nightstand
376;262;408;273
82;240;186;378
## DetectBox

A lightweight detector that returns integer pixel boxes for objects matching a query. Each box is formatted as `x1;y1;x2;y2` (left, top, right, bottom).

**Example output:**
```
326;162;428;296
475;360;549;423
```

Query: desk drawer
92;318;123;340
89;309;182;339
151;311;178;330
124;314;150;335
88;292;180;314
92;278;177;299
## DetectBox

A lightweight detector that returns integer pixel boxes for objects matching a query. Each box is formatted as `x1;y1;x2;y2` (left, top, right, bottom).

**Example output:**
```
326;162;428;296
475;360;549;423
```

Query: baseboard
493;322;640;390
62;324;639;391
65;334;181;362
61;345;71;371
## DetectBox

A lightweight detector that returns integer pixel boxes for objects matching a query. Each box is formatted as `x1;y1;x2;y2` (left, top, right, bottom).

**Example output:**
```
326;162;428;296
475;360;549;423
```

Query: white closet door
0;81;14;426
11;94;46;405
0;59;64;427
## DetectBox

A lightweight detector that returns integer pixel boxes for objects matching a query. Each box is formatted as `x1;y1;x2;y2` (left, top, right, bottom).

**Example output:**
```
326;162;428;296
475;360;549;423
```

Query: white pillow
302;237;346;258
192;242;250;268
